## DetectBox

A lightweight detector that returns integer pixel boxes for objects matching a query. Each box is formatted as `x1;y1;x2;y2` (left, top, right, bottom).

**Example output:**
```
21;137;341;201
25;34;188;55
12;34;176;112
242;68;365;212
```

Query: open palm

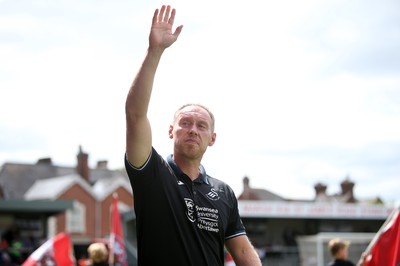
149;5;183;49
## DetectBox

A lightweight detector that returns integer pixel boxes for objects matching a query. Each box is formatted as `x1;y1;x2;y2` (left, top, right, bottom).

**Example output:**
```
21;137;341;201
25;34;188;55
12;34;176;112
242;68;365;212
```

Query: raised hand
149;5;183;50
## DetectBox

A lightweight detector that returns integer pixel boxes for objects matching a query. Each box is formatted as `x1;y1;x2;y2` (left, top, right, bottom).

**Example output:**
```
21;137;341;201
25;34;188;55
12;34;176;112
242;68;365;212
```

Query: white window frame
66;201;86;233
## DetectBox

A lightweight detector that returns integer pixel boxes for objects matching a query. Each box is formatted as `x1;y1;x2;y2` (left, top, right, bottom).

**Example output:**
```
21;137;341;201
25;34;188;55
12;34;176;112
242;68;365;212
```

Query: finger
158;5;166;22
164;5;171;23
168;8;176;25
152;9;159;25
173;25;183;38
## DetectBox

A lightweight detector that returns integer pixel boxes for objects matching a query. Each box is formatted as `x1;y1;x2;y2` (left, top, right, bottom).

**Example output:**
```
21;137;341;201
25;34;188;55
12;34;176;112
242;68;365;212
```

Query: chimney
314;182;327;196
243;176;250;189
238;176;252;200
341;176;355;202
77;145;90;182
36;157;52;165
96;160;108;169
314;182;329;201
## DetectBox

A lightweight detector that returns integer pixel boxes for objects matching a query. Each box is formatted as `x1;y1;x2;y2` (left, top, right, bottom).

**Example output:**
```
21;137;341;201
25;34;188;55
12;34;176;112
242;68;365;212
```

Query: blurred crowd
0;225;37;265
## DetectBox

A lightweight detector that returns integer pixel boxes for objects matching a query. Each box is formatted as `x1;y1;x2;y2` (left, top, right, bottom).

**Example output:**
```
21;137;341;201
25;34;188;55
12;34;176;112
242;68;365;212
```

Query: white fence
297;232;375;266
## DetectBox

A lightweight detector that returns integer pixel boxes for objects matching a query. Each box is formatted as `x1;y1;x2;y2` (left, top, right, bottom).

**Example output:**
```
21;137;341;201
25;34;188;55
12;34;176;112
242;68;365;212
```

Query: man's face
169;105;216;159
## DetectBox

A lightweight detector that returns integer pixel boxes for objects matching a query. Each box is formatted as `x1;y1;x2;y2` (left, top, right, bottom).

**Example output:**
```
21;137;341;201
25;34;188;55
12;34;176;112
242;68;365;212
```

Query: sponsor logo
196;206;220;233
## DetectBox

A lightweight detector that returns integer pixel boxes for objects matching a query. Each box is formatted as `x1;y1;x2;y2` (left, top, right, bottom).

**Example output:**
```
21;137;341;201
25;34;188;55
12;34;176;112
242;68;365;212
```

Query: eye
197;122;208;130
180;119;191;127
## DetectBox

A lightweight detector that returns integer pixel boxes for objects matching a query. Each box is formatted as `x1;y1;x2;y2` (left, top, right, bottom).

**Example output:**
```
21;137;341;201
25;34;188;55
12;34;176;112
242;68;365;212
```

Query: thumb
173;25;183;38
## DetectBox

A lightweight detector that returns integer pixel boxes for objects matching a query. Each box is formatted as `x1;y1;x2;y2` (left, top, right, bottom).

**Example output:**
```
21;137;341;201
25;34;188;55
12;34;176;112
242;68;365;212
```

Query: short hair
328;238;350;256
87;242;108;263
173;103;215;132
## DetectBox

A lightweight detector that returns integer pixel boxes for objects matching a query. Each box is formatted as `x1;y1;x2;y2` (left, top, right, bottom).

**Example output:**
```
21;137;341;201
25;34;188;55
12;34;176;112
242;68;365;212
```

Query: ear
168;125;173;139
208;132;216;146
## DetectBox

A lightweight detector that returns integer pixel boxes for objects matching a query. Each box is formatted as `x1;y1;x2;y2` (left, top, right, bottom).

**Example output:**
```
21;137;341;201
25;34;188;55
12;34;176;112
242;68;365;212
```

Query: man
125;5;261;266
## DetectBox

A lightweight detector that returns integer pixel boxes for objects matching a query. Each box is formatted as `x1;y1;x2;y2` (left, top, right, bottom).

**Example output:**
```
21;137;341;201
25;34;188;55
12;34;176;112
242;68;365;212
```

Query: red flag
22;232;75;266
365;207;400;266
109;195;128;266
225;252;236;266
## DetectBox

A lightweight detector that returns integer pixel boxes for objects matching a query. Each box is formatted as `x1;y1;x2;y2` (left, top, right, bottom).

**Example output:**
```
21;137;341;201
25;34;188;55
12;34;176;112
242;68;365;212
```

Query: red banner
22;232;75;266
109;195;128;266
365;208;400;266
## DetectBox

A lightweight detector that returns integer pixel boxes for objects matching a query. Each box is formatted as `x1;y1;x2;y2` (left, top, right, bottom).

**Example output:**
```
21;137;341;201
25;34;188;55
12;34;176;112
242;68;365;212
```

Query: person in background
0;235;11;265
124;4;261;266
87;242;108;266
327;238;366;266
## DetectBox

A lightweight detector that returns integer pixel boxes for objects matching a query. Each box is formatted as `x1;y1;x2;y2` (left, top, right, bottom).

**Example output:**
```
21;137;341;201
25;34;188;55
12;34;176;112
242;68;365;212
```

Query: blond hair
87;242;108;263
328;238;350;256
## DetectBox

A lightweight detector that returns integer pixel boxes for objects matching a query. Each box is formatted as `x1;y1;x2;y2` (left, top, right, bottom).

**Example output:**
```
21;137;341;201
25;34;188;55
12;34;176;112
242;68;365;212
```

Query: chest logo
184;198;195;222
206;188;220;201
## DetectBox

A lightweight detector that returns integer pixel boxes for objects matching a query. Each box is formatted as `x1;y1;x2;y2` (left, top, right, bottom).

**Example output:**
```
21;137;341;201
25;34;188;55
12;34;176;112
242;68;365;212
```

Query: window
66;201;86;233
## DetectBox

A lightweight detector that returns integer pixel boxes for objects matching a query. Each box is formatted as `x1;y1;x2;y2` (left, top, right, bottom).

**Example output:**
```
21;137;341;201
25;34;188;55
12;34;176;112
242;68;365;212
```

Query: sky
1;0;399;205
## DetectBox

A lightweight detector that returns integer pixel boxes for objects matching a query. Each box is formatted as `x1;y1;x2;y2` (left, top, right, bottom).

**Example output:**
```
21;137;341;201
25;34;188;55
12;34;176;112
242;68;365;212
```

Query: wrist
147;46;165;56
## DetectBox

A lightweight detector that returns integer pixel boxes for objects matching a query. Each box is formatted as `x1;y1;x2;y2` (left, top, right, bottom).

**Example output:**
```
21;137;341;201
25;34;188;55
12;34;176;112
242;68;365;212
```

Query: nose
188;126;198;136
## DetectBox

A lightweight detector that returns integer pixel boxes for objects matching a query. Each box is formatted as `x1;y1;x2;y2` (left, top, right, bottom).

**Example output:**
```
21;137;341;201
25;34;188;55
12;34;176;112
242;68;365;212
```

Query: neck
173;155;201;181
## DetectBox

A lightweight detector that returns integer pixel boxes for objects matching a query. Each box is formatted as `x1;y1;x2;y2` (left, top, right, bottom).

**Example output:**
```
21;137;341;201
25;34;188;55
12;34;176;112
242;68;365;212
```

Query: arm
125;5;183;167
225;235;262;266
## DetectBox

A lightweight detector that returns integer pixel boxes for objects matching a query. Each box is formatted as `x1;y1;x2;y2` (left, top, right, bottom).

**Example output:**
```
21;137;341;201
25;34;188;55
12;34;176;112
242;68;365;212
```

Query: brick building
0;146;133;260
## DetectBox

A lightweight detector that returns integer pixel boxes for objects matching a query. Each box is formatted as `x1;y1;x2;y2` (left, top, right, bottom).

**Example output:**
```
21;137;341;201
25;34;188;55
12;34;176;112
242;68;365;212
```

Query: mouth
185;138;199;145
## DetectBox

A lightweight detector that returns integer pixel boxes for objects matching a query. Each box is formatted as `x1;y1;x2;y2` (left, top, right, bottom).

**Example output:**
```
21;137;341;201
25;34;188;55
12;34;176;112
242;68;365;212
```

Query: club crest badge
206;188;220;201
